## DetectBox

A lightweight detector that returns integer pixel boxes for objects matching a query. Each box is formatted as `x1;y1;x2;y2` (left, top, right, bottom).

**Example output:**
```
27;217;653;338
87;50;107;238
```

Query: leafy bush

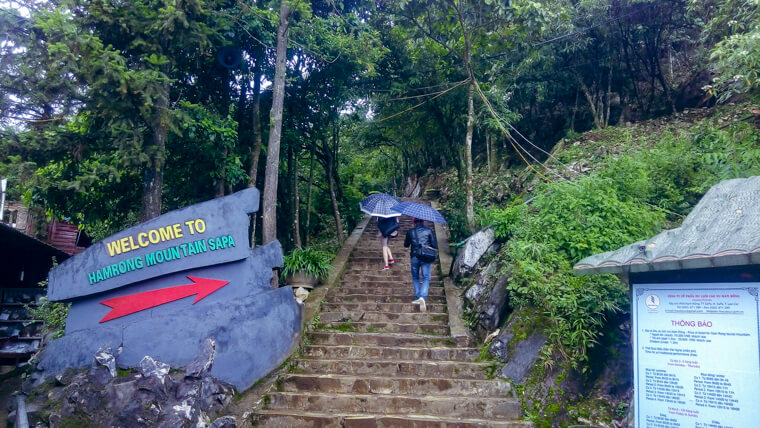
282;247;333;278
481;175;664;367
26;297;70;340
474;117;760;368
701;0;760;101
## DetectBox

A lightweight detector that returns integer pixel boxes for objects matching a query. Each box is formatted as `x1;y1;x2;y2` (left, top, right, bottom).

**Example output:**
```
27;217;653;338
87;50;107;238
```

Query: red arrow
99;276;229;323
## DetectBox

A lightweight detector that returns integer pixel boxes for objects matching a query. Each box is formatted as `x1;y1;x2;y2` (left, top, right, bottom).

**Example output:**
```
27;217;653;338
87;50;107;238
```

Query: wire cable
375;79;469;123
472;79;556;182
382;79;470;101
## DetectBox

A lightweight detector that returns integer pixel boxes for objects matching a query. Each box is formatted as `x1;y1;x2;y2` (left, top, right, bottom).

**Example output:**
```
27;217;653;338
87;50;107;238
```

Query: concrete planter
285;272;319;289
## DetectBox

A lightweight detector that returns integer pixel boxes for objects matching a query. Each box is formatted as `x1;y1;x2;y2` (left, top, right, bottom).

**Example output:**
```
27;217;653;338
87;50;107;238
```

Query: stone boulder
479;274;509;333
462;261;510;338
185;338;216;379
21;346;235;427
452;228;496;280
489;311;547;384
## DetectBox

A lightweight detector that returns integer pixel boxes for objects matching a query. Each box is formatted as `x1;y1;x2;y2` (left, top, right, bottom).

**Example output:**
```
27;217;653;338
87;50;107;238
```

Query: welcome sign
39;188;302;389
48;190;258;301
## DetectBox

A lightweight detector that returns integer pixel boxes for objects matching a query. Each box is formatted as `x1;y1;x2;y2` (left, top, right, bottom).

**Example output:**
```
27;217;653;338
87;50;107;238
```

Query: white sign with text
633;283;760;428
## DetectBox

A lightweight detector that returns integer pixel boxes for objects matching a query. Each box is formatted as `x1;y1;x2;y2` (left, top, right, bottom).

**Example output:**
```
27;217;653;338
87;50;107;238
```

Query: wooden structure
0;223;69;364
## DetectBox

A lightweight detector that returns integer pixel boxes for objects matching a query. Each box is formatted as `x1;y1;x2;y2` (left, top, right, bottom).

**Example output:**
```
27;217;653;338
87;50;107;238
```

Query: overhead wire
533;10;640;47
382;79;470;101
472;79;556;182
375;78;469;123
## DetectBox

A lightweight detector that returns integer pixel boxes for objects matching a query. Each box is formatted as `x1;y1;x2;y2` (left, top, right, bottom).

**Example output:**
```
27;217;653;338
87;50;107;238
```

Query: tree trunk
249;52;263;187
215;67;231;197
291;144;301;248
261;2;291;245
619;22;647;115
324;140;345;242
578;77;604;129
605;65;612;128
464;81;475;231
655;55;676;113
452;0;476;232
490;134;498;173
141;85;168;221
486;133;491;176
305;143;315;241
247;49;263;249
570;88;579;132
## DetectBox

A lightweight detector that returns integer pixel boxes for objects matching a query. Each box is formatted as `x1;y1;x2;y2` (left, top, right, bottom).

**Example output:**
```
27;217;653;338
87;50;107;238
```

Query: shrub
282;247;333;278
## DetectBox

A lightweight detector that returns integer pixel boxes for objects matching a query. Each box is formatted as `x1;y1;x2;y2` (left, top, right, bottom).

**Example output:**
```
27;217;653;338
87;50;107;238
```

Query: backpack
377;217;400;237
413;228;437;263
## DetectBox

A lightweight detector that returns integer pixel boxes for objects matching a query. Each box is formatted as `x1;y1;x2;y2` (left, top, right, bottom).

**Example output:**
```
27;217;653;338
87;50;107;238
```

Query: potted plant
282;247;332;288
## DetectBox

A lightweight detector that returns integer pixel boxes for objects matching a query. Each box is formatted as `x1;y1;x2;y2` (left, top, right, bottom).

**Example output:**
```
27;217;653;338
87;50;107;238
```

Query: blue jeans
410;256;431;299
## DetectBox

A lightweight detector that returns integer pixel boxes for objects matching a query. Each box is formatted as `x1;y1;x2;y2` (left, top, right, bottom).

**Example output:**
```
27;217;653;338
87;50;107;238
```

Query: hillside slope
426;101;760;427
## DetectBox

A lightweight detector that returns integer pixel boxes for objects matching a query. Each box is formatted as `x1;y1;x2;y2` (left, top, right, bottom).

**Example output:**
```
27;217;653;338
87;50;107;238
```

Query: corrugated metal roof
574;176;760;275
0;222;69;260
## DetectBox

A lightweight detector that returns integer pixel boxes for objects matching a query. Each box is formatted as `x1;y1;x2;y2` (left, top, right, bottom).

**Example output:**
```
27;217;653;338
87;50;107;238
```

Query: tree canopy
1;0;758;249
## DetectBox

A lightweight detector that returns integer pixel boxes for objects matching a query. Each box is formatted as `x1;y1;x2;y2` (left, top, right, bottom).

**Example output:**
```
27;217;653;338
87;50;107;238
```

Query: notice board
632;282;760;427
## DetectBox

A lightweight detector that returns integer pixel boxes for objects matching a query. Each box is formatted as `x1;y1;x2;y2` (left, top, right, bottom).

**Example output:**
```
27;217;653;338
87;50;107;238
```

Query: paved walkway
252;215;531;427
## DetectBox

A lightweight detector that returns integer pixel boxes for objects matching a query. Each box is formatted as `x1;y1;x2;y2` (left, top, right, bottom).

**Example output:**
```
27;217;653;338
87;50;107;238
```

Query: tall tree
383;0;554;230
261;0;292;244
32;0;214;221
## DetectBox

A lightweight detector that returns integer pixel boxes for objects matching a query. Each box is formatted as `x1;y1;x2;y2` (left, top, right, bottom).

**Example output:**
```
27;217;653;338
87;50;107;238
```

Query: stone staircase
252;216;530;427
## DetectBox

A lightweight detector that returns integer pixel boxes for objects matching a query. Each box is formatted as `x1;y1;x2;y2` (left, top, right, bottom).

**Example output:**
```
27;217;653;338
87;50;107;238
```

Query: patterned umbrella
359;193;402;218
390;201;447;224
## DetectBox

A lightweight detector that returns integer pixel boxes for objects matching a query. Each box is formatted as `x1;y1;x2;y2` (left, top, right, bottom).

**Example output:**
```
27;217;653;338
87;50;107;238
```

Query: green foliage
25;296;70;340
698;0;760;101
474;116;760;368
25;275;69;343
23;269;69;341
282;247;333;278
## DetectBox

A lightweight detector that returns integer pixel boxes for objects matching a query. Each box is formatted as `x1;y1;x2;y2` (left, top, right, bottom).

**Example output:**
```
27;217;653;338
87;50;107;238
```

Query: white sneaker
419;298;426;313
411;298;422;304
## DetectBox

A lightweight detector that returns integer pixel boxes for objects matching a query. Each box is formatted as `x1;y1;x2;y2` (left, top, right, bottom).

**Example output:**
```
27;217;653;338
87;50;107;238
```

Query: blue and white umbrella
391;201;447;224
359;193;402;218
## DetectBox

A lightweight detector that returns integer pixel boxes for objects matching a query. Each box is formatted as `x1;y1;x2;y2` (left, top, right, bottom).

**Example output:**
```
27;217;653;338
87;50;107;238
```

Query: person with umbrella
359;193;401;270
393;202;446;312
403;218;436;312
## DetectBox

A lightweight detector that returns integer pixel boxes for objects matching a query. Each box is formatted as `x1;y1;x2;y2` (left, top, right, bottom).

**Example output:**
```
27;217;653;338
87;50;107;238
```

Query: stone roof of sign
574;176;760;275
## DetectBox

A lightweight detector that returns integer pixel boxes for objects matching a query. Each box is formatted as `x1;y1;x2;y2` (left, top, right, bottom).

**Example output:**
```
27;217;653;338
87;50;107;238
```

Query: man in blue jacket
404;218;437;312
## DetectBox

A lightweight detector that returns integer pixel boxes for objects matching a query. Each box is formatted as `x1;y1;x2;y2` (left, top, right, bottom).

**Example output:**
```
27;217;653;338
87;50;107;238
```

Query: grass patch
320;322;358;332
482;360;501;380
116;368;134;378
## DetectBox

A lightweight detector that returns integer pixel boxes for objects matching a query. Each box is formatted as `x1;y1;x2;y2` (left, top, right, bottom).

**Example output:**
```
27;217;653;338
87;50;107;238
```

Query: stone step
339;278;443;287
318;310;448;324
334;286;445;296
307;331;467;347
301;345;479;361
253;410;534;427
264;392;522;420
293;359;492;379
342;273;442;282
351;249;411;255
339;271;418;280
351;255;433;261
344;260;440;279
320;302;448;314
278;373;511;396
342;265;414;273
324;294;446;304
318;321;449;335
